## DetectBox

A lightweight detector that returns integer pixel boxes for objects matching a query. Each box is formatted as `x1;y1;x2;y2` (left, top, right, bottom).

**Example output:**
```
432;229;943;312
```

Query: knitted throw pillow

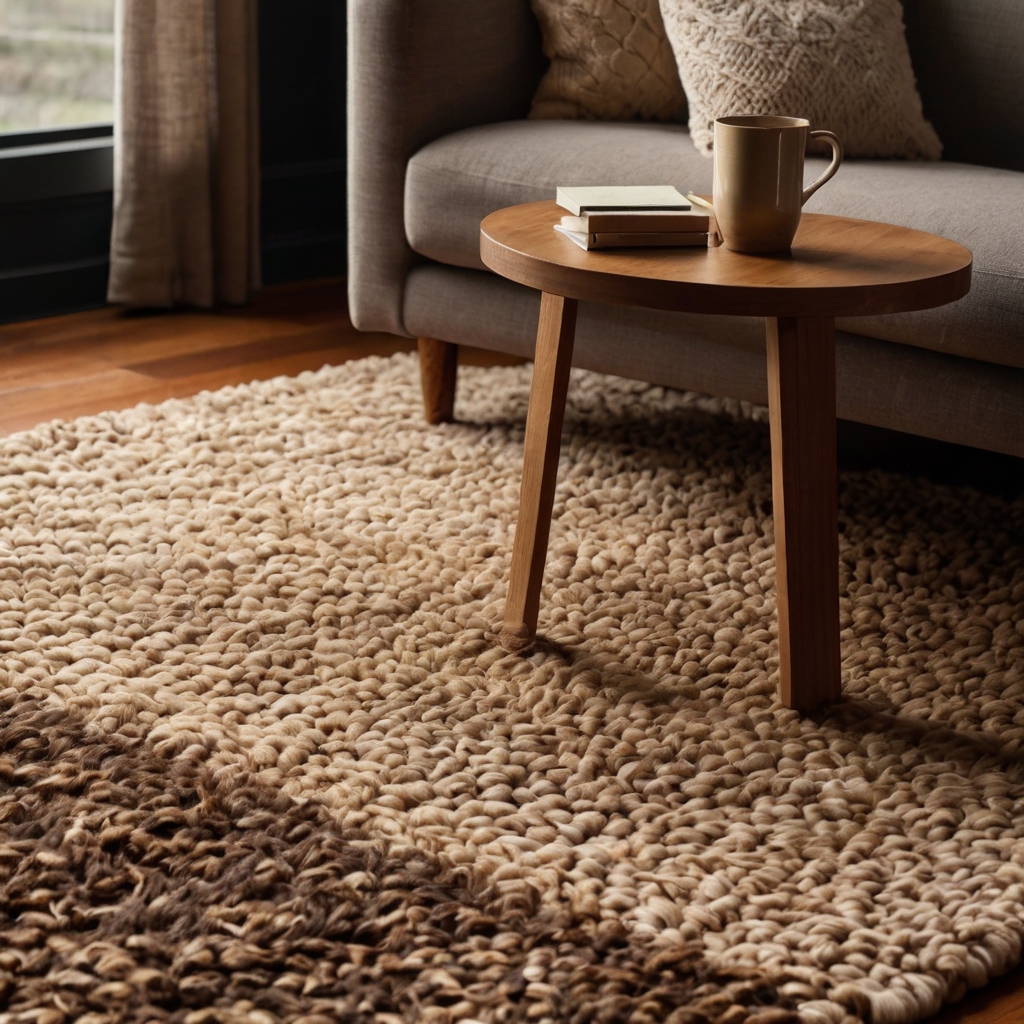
658;0;942;159
529;0;686;122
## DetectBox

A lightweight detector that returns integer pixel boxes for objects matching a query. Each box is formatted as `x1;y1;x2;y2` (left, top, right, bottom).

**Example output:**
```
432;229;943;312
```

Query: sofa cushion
405;119;1024;370
406;120;711;268
529;0;685;122
658;0;941;160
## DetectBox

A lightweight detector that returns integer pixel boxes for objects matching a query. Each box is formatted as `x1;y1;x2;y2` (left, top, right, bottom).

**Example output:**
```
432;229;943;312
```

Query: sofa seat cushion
406;121;709;271
405;119;1024;370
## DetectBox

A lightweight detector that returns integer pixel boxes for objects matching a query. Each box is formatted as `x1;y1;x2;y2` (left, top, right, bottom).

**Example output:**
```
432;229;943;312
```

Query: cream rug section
2;353;1023;1024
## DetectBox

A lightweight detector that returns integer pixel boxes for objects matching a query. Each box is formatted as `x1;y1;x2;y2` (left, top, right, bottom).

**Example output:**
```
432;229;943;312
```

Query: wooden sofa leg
417;338;458;424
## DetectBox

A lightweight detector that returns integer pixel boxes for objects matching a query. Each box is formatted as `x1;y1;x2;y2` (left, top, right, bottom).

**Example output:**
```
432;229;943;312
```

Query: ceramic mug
712;115;843;253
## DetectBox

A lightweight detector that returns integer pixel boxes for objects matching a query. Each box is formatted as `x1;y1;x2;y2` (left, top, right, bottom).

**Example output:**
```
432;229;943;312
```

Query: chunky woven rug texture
1;353;1023;1024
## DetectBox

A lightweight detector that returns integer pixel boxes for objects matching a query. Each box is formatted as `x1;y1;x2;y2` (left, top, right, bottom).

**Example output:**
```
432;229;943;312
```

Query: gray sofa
347;0;1024;458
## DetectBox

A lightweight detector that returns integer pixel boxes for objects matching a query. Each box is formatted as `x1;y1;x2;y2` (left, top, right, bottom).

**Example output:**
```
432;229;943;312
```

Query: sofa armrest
347;0;545;336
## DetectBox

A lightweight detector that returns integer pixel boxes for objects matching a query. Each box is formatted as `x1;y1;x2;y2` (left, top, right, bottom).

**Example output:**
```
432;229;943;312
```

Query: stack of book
554;185;711;251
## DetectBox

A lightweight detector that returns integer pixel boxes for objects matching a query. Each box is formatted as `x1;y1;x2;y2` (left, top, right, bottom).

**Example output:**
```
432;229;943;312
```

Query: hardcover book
555;185;691;215
554;224;709;251
559;209;710;233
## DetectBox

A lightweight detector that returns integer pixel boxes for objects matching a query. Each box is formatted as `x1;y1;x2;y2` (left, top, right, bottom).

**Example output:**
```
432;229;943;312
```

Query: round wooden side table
480;200;972;711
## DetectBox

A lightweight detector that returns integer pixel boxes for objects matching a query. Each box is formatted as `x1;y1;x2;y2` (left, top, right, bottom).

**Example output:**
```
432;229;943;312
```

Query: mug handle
802;131;843;205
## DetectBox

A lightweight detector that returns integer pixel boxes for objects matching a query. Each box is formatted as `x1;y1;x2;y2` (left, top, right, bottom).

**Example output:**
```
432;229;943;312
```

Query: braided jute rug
1;352;1023;1024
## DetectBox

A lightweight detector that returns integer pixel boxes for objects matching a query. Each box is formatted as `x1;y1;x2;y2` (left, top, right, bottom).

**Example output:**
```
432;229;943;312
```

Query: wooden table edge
480;203;973;319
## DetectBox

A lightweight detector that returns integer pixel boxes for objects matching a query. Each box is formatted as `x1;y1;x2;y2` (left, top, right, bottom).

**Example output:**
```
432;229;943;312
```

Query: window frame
0;122;113;324
0;121;112;202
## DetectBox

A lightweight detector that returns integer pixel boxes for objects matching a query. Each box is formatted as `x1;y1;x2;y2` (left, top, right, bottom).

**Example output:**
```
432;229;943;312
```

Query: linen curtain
108;0;261;308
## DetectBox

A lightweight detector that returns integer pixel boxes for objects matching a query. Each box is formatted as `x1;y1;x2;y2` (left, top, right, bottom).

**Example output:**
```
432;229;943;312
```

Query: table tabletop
480;200;972;319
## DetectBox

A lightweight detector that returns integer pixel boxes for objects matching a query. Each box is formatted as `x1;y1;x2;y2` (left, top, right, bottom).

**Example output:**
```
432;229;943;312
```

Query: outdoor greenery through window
0;0;114;133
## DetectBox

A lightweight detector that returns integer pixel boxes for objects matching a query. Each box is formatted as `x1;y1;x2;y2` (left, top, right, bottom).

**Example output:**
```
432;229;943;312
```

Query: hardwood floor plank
0;344;418;436
0;313;296;380
0;368;182;434
928;964;1024;1024
125;325;403;379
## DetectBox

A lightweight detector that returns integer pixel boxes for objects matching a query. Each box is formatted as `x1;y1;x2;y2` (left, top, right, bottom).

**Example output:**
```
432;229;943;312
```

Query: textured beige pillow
658;0;942;159
530;0;686;122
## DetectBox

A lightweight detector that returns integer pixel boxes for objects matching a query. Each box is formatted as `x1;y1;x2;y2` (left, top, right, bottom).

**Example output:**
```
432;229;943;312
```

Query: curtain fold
108;0;260;309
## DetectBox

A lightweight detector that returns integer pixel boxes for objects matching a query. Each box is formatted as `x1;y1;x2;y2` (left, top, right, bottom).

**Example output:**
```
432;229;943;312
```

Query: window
0;1;115;324
0;0;114;133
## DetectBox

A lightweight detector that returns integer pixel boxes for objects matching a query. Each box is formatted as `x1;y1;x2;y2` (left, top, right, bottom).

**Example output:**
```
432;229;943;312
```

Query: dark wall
902;0;1024;172
259;0;347;285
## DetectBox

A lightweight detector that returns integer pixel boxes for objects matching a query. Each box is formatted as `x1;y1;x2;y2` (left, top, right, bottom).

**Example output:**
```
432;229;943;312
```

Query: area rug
1;353;1023;1024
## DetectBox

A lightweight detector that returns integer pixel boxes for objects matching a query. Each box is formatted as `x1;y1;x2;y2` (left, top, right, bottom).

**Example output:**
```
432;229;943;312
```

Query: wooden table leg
766;316;842;710
499;292;579;652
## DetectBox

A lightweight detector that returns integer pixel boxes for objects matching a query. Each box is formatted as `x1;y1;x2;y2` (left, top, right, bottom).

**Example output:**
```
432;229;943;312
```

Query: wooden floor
0;278;527;437
0;279;1022;1022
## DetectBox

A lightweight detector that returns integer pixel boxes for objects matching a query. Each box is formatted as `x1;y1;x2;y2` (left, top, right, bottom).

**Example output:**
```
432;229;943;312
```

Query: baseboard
0;259;110;325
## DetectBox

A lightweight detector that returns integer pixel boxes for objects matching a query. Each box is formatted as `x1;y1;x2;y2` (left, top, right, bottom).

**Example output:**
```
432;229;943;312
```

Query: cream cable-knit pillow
530;0;686;121
658;0;942;158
